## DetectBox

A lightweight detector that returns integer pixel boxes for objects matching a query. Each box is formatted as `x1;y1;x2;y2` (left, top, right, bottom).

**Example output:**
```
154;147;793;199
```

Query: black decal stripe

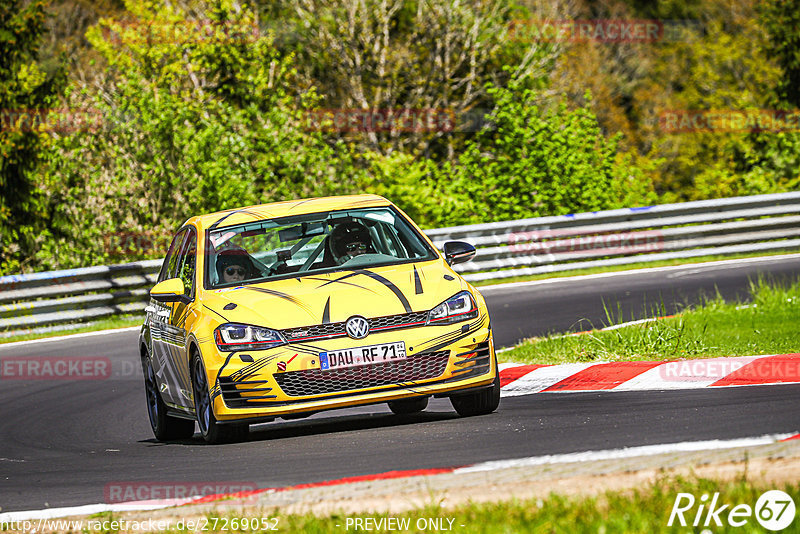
232;352;287;378
211;352;239;399
316;272;361;287
287;198;318;212
245;286;313;315
355;269;412;313
234;357;278;381
203;305;229;322
209;208;264;230
413;266;423;295
311;273;379;293
322;297;331;324
416;314;488;353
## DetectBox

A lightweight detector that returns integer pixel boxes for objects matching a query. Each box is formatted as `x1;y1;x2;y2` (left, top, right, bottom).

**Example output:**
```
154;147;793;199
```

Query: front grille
274;350;450;397
218;377;277;408
281;311;429;342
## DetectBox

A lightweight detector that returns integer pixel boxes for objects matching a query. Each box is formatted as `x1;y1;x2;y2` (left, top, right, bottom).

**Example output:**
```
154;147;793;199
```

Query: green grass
0;314;142;344
131;475;799;533
471;250;799;287
499;277;800;365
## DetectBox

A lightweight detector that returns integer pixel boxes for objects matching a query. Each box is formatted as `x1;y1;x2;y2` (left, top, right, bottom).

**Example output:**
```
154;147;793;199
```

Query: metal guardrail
1;192;799;334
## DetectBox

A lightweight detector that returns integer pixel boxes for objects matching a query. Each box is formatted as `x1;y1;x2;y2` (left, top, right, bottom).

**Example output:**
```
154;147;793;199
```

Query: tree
759;0;800;109
0;0;65;273
275;0;563;160
446;82;655;223
36;0;366;270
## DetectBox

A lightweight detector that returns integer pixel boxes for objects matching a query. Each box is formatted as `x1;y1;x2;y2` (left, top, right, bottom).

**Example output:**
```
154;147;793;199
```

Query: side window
157;229;189;283
175;229;197;298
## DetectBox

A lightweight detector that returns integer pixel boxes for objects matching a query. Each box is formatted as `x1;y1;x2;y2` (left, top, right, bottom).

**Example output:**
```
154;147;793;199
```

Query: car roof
186;194;393;230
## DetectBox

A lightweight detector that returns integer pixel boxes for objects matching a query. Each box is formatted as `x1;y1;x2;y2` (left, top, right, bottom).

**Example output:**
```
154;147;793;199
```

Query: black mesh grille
274;350;450;397
281;311;429;341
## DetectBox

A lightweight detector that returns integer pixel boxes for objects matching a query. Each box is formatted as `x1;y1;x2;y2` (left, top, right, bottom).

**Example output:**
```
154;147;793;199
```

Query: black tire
388;396;429;415
191;353;248;444
142;354;195;441
450;371;500;417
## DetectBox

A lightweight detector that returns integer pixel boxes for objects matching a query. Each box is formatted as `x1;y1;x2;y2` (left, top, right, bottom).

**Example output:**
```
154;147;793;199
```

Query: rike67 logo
669;490;796;531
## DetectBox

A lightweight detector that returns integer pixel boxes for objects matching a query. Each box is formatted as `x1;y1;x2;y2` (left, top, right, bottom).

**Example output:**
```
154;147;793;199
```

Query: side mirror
150;278;186;303
443;241;476;266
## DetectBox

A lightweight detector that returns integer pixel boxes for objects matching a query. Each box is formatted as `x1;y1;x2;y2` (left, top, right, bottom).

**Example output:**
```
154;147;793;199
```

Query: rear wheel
142;353;195;441
450;372;500;417
388;396;429;415
191;353;248;444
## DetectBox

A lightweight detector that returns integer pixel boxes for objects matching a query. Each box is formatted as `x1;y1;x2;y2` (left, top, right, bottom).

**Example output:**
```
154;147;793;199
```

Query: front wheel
142;354;195;441
450;372;500;417
191;354;248;444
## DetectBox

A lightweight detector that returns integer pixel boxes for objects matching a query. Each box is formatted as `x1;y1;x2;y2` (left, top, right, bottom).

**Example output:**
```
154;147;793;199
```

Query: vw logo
345;316;370;339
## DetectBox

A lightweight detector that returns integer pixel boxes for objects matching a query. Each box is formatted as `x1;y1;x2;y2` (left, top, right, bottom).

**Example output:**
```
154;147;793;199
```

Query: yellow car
139;194;499;443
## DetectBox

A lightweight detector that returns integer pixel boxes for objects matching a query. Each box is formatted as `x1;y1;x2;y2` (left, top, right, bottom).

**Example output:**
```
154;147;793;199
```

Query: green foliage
35;0;367;270
501;276;800;365
0;0;65;273
446;84;655;223
4;0;800;274
759;0;800;109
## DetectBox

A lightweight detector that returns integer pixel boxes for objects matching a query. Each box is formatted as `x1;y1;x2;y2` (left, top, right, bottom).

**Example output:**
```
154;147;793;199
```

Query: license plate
319;342;406;371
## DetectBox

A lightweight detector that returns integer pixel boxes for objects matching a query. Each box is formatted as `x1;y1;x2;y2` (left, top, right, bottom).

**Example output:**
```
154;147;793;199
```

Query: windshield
205;207;438;288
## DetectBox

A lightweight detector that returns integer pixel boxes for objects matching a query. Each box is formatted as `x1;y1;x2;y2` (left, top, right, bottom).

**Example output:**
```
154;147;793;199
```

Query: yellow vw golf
139;195;499;443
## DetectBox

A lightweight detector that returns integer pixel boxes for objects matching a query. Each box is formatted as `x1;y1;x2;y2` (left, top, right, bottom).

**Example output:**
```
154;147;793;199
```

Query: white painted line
0;326;140;350
498;362;527;371
454;432;798;474
479;253;800;293
500;362;595;397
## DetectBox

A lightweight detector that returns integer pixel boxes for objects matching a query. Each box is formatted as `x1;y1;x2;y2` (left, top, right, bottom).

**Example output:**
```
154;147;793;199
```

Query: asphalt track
1;256;799;513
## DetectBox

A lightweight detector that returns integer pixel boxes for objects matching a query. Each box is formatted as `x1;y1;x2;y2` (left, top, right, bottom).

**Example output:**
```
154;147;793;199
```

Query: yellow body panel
141;195;497;427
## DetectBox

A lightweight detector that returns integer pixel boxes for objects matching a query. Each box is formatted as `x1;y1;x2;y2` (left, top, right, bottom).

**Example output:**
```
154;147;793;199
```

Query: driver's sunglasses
225;266;246;276
345;242;367;252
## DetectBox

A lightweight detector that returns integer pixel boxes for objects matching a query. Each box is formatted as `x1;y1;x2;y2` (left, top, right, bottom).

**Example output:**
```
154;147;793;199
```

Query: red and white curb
499;353;800;397
3;432;799;523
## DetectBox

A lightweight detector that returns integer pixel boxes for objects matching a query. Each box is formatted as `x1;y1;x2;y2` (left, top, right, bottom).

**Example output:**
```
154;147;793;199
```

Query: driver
216;248;257;284
329;221;373;265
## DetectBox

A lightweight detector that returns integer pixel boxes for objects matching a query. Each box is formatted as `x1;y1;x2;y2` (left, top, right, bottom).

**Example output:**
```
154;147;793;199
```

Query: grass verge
81;474;798;533
499;277;800;365
0;314;142;344
275;477;799;534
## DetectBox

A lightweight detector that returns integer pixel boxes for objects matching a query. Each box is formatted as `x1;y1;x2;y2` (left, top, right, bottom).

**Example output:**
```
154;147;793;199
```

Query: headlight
427;291;479;325
214;323;287;351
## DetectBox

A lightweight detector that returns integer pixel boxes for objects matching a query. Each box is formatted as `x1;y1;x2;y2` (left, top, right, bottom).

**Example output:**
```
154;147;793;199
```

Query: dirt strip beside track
25;440;800;532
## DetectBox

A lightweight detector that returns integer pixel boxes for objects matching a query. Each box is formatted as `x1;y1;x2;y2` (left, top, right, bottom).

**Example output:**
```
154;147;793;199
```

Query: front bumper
204;314;496;422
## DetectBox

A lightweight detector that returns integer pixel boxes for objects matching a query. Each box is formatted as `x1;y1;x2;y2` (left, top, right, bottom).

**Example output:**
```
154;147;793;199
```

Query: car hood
202;260;469;329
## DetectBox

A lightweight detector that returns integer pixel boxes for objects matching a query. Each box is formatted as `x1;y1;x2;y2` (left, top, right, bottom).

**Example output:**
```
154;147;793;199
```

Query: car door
165;228;198;410
148;228;189;408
